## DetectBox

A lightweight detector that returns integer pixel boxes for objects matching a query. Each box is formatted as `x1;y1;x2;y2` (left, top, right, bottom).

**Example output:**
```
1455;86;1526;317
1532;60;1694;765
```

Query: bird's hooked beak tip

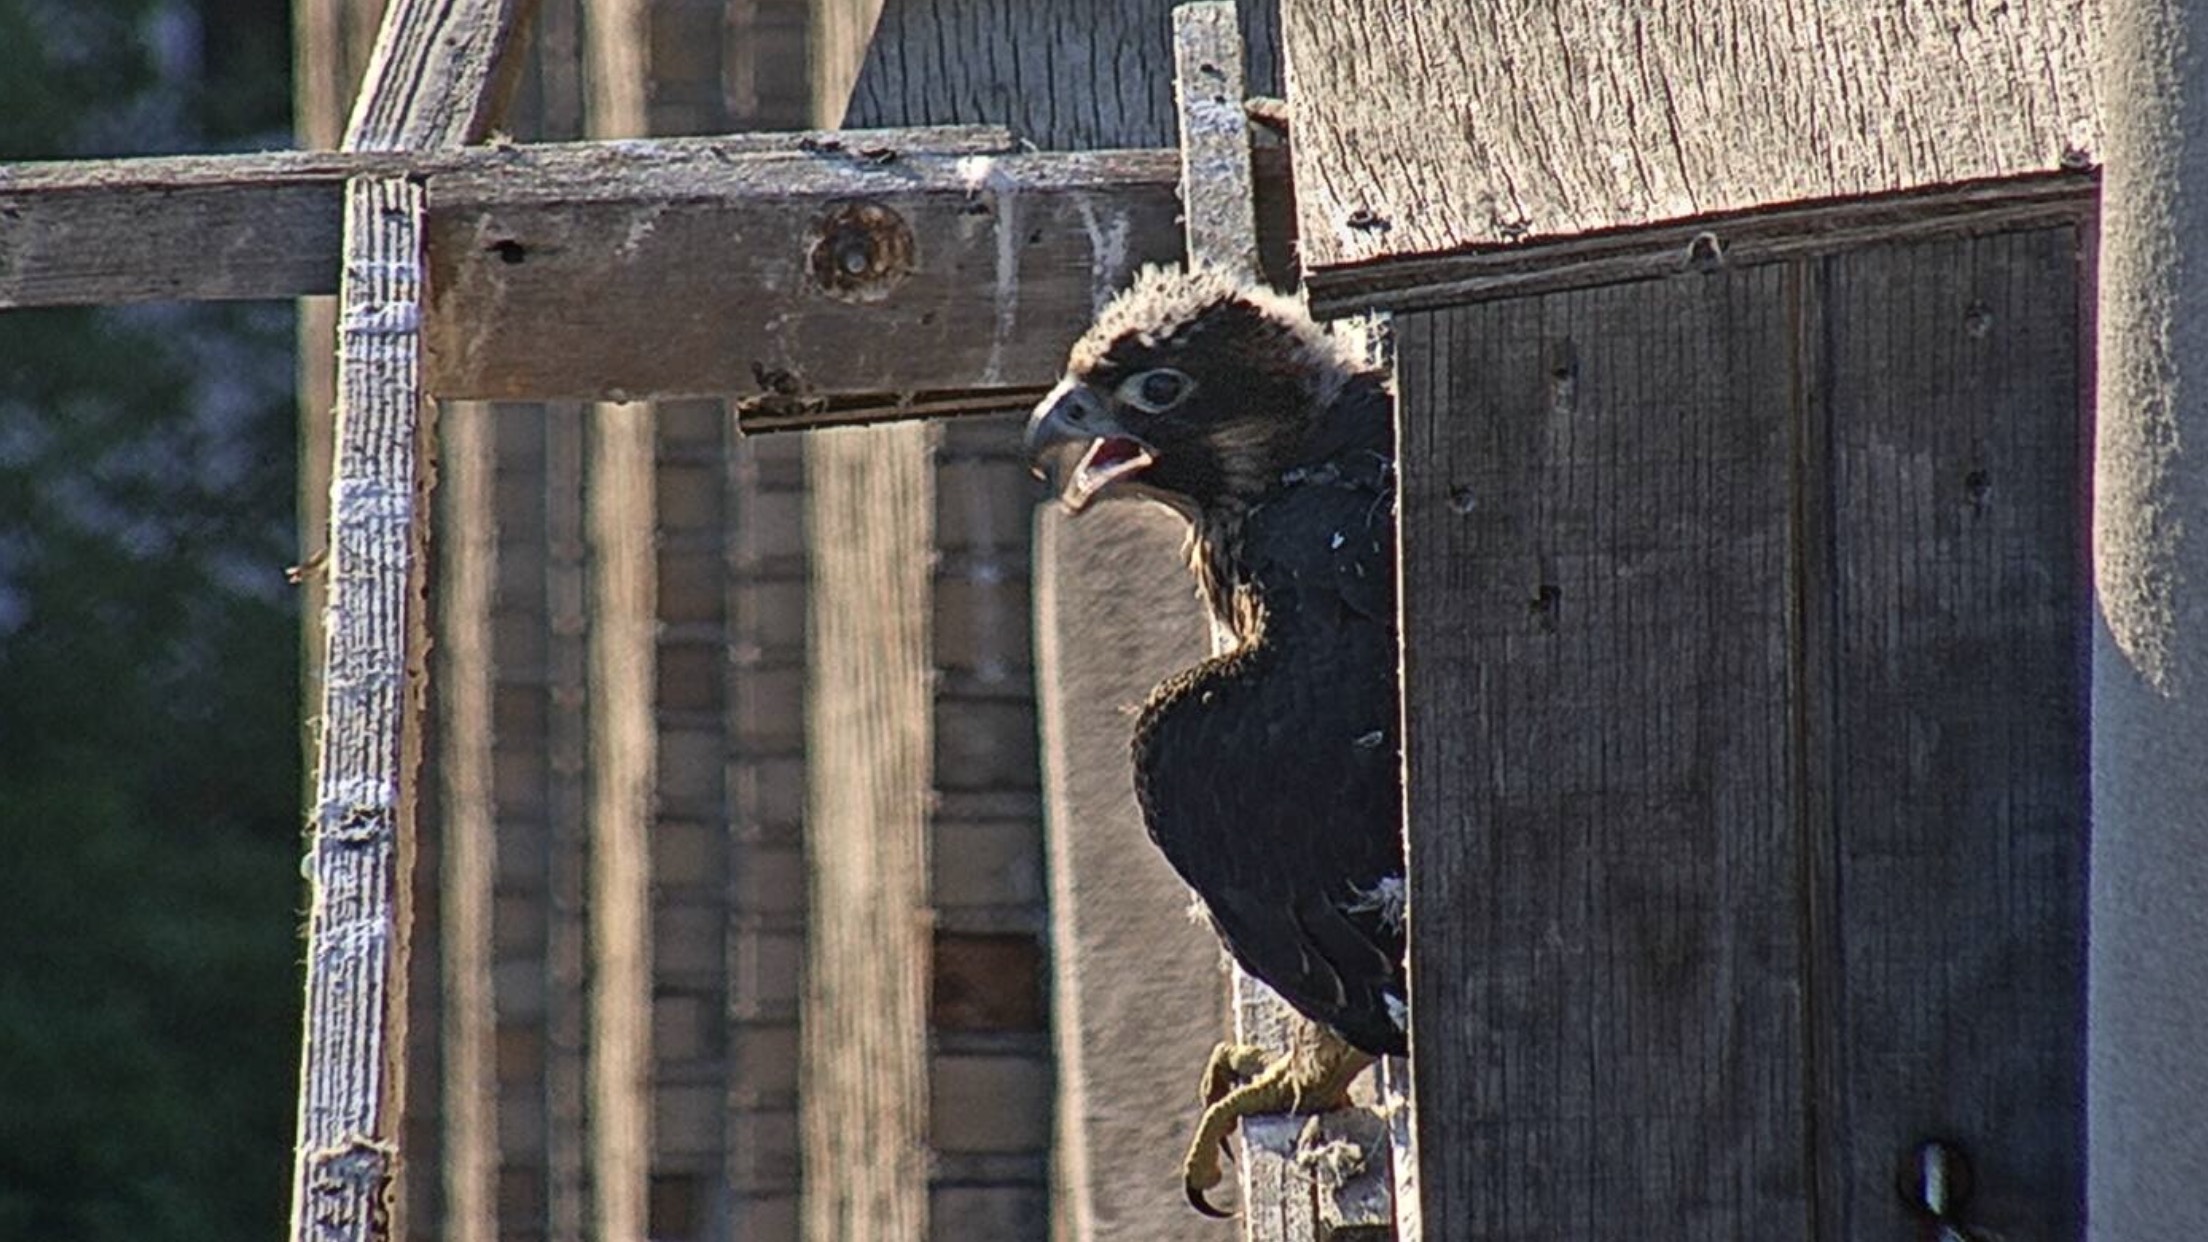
1025;379;1154;513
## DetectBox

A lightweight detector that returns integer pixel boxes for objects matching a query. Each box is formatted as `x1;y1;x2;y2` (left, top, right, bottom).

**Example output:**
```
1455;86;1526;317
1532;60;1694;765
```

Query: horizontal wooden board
0;127;1010;306
423;144;1187;403
1283;0;2100;269
1;128;1207;410
1306;173;2097;317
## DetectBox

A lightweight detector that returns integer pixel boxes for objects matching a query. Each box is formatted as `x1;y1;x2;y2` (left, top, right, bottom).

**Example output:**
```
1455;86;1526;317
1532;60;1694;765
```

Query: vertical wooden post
585;401;656;1242
1170;7;1321;1239
436;392;498;1242
801;424;936;1242
2094;1;2208;1235
293;172;431;1242
291;4;535;1241
579;5;658;1239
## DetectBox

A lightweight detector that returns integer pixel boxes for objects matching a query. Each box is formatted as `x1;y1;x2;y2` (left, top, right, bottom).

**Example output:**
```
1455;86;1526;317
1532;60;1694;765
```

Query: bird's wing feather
1133;456;1407;1055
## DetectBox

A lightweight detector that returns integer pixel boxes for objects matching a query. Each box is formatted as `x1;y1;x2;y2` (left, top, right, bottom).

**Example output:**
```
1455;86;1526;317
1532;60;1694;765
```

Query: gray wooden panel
1281;0;2100;269
1821;227;2087;1239
1396;224;2089;1238
1398;268;1807;1238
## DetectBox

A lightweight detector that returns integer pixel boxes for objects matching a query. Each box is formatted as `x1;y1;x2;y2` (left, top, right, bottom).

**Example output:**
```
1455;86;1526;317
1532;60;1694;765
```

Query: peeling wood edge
1304;172;2100;317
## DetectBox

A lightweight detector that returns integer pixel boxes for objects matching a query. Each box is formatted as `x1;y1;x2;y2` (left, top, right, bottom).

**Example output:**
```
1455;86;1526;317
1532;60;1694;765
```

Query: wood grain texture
1281;0;2102;269
0;127;1009;308
800;423;935;1242
1031;503;1233;1242
1819;228;2087;1239
1397;269;1808;1239
422;145;1186;401
1305;173;2099;318
344;0;540;150
292;175;433;1242
436;401;499;1242
577;6;654;1235
1393;224;2089;1237
845;0;1279;151
811;0;887;126
1175;2;1260;279
541;402;591;1242
586;403;656;1242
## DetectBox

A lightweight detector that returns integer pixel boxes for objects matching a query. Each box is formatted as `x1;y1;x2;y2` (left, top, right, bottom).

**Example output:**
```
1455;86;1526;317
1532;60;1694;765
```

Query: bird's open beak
1024;379;1156;513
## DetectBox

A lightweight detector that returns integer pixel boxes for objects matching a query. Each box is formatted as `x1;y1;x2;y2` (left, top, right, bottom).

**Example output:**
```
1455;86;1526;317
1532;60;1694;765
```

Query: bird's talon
1187;1181;1234;1218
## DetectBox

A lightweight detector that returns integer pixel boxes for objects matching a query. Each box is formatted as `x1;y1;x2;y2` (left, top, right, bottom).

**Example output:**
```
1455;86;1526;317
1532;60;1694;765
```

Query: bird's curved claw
1187;1180;1234;1218
1182;1118;1236;1218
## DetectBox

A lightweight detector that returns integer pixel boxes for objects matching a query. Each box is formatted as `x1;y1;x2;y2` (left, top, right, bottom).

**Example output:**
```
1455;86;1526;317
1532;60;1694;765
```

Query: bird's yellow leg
1181;1026;1376;1217
1197;1042;1275;1106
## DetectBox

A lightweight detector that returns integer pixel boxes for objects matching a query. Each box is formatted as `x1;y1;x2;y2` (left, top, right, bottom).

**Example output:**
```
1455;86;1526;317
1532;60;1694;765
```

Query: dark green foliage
0;1;300;1238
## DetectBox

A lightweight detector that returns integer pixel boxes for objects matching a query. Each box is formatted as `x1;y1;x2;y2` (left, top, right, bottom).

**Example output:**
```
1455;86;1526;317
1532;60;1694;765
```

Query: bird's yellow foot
1181;1026;1375;1217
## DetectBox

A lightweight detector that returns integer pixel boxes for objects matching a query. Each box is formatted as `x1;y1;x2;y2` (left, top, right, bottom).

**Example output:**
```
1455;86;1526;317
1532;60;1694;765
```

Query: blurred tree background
0;1;303;1238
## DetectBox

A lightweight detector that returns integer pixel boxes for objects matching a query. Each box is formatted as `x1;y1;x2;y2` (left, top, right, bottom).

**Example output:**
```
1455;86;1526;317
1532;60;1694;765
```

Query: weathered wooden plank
1821;228;2087;1239
1396;269;1808;1237
586;403;656;1242
1306;173;2099;318
0;127;1010;307
1175;2;1259;278
540;402;590;1242
436;401;499;1242
291;173;433;1242
1031;503;1233;1240
800;422;934;1242
1281;0;2101;268
343;0;540;150
423;145;1187;402
577;4;657;1235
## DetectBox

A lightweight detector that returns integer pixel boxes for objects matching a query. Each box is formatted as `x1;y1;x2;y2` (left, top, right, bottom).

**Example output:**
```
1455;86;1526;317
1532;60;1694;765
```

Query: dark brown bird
1026;265;1404;1214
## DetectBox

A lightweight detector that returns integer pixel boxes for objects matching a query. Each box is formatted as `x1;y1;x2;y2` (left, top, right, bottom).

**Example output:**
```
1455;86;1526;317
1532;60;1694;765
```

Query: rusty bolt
808;201;915;303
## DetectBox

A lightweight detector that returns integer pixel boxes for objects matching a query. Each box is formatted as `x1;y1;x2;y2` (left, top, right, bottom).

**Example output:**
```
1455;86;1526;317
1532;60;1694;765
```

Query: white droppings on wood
1074;194;1133;314
339;301;422;336
614;203;665;257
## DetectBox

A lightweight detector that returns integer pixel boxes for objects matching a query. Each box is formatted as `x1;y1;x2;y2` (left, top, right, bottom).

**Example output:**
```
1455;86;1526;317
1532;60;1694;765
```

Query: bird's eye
1117;367;1195;413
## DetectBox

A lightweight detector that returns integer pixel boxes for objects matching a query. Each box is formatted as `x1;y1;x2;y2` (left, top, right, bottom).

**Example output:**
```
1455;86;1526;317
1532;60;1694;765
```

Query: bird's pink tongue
1067;436;1156;509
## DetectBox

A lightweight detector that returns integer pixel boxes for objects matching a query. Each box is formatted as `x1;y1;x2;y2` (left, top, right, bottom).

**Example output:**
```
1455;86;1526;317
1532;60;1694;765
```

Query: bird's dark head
1025;265;1367;518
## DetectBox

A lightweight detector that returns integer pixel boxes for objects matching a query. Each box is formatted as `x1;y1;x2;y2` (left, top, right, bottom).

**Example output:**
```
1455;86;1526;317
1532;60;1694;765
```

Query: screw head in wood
807;200;914;303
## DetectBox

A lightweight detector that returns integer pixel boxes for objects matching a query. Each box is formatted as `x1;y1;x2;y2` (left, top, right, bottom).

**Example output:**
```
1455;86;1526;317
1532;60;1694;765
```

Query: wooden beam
1280;0;2100;268
292;172;432;1242
343;0;541;150
0;127;1011;307
0;134;1202;409
1304;172;2099;318
435;400;498;1242
801;423;936;1242
421;143;1185;402
293;1;535;1240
